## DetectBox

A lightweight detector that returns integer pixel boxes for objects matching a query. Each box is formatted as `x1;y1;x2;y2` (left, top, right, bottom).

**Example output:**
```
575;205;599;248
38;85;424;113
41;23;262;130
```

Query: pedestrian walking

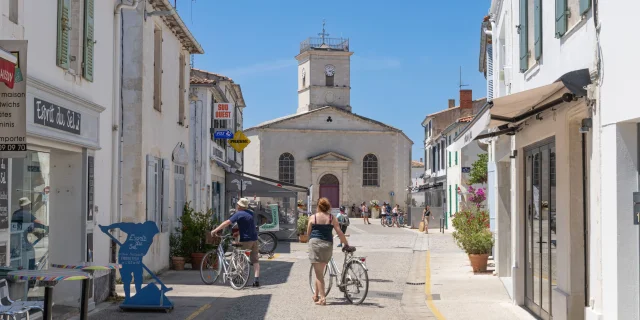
308;198;349;306
336;206;350;247
423;205;433;234
361;202;371;224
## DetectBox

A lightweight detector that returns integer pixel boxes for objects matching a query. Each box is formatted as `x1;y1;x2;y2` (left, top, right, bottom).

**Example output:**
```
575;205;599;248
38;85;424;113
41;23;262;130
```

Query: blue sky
178;0;490;161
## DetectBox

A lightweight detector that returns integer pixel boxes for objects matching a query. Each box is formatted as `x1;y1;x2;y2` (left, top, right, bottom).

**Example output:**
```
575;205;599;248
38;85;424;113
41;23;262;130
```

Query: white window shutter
162;158;170;232
146;155;156;222
487;44;494;101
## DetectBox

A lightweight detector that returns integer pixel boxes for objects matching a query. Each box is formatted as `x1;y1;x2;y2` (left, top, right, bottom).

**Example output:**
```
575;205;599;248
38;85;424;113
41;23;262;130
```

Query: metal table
51;262;121;312
7;269;90;320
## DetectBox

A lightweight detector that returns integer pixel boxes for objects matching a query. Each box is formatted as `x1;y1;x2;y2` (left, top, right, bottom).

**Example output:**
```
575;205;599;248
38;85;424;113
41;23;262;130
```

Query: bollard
440;217;445;233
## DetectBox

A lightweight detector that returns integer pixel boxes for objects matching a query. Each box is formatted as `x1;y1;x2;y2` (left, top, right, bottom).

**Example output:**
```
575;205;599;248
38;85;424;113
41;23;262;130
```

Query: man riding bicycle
210;198;261;287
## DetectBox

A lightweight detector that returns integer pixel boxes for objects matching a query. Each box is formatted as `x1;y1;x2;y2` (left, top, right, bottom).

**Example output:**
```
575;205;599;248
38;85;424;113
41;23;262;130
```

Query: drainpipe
110;0;139;296
580;118;592;307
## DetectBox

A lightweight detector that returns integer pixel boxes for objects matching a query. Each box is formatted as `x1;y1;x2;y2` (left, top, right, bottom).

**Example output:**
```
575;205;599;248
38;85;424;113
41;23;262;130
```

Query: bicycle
308;246;369;304
397;214;405;227
200;234;252;290
257;225;277;257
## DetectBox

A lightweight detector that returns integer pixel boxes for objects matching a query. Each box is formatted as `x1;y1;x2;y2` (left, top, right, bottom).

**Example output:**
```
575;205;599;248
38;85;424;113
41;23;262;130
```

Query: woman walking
423;205;433;233
308;198;349;305
361;202;371;224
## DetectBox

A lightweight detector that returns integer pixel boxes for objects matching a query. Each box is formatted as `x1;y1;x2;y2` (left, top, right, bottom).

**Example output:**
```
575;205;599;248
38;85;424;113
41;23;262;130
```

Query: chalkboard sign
87;156;94;221
0;159;8;229
33;98;81;135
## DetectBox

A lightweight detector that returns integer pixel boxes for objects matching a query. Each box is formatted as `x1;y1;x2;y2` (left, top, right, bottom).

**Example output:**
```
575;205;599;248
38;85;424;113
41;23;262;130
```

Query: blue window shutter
56;0;71;69
519;0;529;72
579;0;591;16
162;159;170;232
146;155;157;223
534;0;542;60
82;0;95;81
555;0;568;38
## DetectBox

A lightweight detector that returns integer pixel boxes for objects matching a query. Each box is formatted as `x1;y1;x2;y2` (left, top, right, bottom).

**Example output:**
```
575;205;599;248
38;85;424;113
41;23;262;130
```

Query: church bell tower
296;21;353;114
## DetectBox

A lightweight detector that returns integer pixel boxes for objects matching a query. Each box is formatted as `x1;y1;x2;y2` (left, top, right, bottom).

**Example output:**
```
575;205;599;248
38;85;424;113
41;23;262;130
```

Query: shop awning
225;171;308;197
448;69;591;152
0;47;17;89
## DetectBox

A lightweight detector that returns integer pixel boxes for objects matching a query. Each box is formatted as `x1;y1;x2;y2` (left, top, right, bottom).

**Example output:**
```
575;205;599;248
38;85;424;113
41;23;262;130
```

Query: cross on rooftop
318;19;330;44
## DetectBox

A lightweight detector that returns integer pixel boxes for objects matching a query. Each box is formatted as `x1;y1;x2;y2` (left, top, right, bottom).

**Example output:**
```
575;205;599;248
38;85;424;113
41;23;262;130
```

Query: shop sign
0;40;27;158
462;167;471;173
0;159;7;229
34;98;81;135
229;130;251;153
214;129;233;139
213;103;234;120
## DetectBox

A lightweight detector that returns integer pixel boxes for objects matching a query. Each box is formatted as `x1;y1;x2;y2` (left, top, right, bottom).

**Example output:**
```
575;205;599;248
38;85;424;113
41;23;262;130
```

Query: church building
243;29;412;212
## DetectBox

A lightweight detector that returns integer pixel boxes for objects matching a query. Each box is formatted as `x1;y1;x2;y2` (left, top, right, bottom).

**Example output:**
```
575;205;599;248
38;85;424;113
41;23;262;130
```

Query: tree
468;153;488;185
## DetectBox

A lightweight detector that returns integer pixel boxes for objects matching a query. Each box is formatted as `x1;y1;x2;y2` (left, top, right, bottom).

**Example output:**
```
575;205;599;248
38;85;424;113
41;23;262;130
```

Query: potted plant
297;215;309;243
180;203;218;269
452;209;494;272
369;200;380;218
169;232;186;270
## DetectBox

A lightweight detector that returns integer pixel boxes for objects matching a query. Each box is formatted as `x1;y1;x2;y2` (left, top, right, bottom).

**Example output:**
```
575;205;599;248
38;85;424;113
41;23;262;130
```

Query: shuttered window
519;0;529;72
83;0;95;81
455;151;458;165
455;184;458;214
153;27;163;112
448;151;451;167
487;45;494;100
147;155;169;231
178;54;185;125
579;0;591;16
56;0;71;69
448;185;452;216
9;0;18;24
555;0;568;38
534;0;542;60
174;164;186;219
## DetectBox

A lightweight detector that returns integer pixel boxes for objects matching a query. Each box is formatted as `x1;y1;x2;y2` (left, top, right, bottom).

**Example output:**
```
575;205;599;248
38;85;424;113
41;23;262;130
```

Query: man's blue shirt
229;209;258;242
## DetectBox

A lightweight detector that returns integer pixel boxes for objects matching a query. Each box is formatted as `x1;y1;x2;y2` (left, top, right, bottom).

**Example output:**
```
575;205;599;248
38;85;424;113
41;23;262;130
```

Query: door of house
319;174;340;208
524;138;556;320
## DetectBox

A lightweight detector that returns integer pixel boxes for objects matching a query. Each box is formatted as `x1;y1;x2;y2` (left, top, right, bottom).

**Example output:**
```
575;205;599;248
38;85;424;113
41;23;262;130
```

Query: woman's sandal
315;297;326;306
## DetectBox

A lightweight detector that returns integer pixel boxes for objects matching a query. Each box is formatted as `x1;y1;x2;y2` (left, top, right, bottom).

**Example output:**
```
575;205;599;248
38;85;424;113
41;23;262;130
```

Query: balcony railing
300;37;349;53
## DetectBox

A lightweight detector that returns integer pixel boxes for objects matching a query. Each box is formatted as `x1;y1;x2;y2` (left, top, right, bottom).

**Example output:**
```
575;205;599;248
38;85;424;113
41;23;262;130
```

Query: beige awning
488;81;568;128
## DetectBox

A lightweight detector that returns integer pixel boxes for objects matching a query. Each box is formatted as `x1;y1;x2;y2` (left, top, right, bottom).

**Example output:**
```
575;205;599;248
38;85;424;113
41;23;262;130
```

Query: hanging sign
229;130;251;153
0;40;27;158
213;103;234;120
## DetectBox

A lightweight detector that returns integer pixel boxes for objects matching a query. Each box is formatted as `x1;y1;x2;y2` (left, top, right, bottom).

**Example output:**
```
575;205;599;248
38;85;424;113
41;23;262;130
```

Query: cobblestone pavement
79;219;432;320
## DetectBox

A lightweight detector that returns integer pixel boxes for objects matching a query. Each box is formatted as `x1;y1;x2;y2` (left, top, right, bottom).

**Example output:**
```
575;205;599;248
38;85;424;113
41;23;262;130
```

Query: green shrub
169;232;185;257
178;202;220;259
463;229;494;254
297;215;309;235
451;209;493;255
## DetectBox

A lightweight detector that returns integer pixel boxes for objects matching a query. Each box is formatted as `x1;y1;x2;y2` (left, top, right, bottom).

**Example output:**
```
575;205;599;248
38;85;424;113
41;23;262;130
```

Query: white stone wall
121;3;192;273
296;51;352;113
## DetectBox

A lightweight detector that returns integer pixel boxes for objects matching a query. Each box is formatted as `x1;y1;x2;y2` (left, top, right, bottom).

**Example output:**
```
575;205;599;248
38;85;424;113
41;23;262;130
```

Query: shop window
174;164;186;218
10;151;50;270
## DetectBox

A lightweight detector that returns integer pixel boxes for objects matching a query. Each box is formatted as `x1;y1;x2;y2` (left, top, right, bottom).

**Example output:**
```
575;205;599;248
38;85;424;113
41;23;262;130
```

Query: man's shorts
240;241;259;264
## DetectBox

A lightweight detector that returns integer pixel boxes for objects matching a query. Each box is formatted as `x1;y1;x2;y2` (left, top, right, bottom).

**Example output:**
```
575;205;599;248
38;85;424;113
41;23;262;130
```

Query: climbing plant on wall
468;153;488;185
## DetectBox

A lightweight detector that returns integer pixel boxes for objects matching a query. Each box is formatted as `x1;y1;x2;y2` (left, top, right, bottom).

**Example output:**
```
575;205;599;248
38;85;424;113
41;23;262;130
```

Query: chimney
448;99;455;109
460;89;472;109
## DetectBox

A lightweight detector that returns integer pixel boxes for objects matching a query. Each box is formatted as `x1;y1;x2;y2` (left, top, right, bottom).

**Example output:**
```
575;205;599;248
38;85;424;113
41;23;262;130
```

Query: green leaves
297;215;309;235
468;153;489;185
177;202;220;259
451;209;493;255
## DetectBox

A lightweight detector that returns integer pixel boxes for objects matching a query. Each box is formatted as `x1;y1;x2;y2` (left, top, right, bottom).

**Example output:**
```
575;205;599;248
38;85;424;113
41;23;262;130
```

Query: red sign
213;103;234;120
0;58;14;89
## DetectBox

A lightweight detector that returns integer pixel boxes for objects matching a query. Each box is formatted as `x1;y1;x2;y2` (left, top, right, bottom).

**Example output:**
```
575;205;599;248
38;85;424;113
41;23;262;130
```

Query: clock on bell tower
296;21;353;114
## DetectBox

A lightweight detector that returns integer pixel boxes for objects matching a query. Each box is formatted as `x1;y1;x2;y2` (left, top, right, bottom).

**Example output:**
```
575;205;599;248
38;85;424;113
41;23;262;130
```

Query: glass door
524;139;556;319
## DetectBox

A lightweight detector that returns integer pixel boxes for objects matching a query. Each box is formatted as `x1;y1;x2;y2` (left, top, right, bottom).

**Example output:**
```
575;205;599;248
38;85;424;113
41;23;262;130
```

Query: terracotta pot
171;257;185;271
191;252;206;270
298;234;309;243
468;253;489;272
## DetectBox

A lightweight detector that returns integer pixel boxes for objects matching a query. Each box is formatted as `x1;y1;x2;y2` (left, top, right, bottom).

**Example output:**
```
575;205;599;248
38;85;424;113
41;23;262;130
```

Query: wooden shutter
56;0;71;69
579;0;591;16
83;0;95;82
153;28;163;111
555;0;568;38
519;0;529;72
534;0;542;60
487;45;494;100
178;54;185;124
161;159;170;232
146;155;158;222
455;184;458;213
455;151;458;165
449;151;451;167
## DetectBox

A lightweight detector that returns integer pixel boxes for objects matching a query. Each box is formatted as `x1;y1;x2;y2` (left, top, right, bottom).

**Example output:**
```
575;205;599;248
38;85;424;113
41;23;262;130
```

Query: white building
189;68;246;220
0;0;119;308
119;0;203;274
244;32;412;219
452;0;597;319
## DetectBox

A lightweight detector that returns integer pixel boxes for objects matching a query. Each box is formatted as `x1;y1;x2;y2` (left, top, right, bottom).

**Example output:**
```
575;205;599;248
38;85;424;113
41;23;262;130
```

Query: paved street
72;219;533;320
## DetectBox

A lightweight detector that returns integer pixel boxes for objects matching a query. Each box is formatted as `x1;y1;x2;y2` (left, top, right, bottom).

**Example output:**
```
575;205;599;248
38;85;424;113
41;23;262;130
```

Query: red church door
319;174;340;208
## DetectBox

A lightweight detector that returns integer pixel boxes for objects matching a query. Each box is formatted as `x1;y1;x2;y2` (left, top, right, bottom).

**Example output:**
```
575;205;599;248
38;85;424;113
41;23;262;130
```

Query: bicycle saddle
342;246;356;253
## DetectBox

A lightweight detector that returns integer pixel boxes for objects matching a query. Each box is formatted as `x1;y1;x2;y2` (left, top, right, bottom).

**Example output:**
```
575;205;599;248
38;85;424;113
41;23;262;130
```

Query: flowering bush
451;209;493;254
466;186;486;209
370;200;380;208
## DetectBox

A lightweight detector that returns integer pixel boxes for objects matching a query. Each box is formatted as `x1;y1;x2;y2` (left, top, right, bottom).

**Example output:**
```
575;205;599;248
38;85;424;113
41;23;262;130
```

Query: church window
278;153;295;184
326;74;334;87
362;154;379;187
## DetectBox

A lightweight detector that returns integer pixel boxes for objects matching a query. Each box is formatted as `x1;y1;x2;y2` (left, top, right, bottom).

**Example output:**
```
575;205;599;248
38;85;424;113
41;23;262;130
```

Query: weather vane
318;19;330;44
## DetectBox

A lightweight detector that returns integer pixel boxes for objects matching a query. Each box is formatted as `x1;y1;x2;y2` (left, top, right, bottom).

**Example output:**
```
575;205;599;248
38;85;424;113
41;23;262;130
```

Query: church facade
243;33;412;212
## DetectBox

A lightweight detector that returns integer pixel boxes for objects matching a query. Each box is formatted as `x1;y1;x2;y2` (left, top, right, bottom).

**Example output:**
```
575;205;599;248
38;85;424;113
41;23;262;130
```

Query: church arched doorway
319;174;340;209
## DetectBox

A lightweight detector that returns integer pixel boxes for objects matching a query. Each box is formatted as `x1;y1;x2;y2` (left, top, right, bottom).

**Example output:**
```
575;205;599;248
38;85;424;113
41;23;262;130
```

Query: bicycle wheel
258;232;277;254
309;264;332;296
342;260;369;305
229;251;251;290
200;251;221;285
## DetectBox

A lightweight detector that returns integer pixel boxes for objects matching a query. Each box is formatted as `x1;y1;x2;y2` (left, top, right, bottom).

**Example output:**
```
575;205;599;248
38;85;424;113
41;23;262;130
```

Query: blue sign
389;191;395;196
99;222;173;311
462;167;471;173
214;130;233;139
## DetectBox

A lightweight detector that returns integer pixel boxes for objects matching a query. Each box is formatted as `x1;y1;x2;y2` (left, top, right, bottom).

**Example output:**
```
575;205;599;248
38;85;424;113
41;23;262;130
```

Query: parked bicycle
308;246;369;304
257;225;277;257
200;233;252;290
